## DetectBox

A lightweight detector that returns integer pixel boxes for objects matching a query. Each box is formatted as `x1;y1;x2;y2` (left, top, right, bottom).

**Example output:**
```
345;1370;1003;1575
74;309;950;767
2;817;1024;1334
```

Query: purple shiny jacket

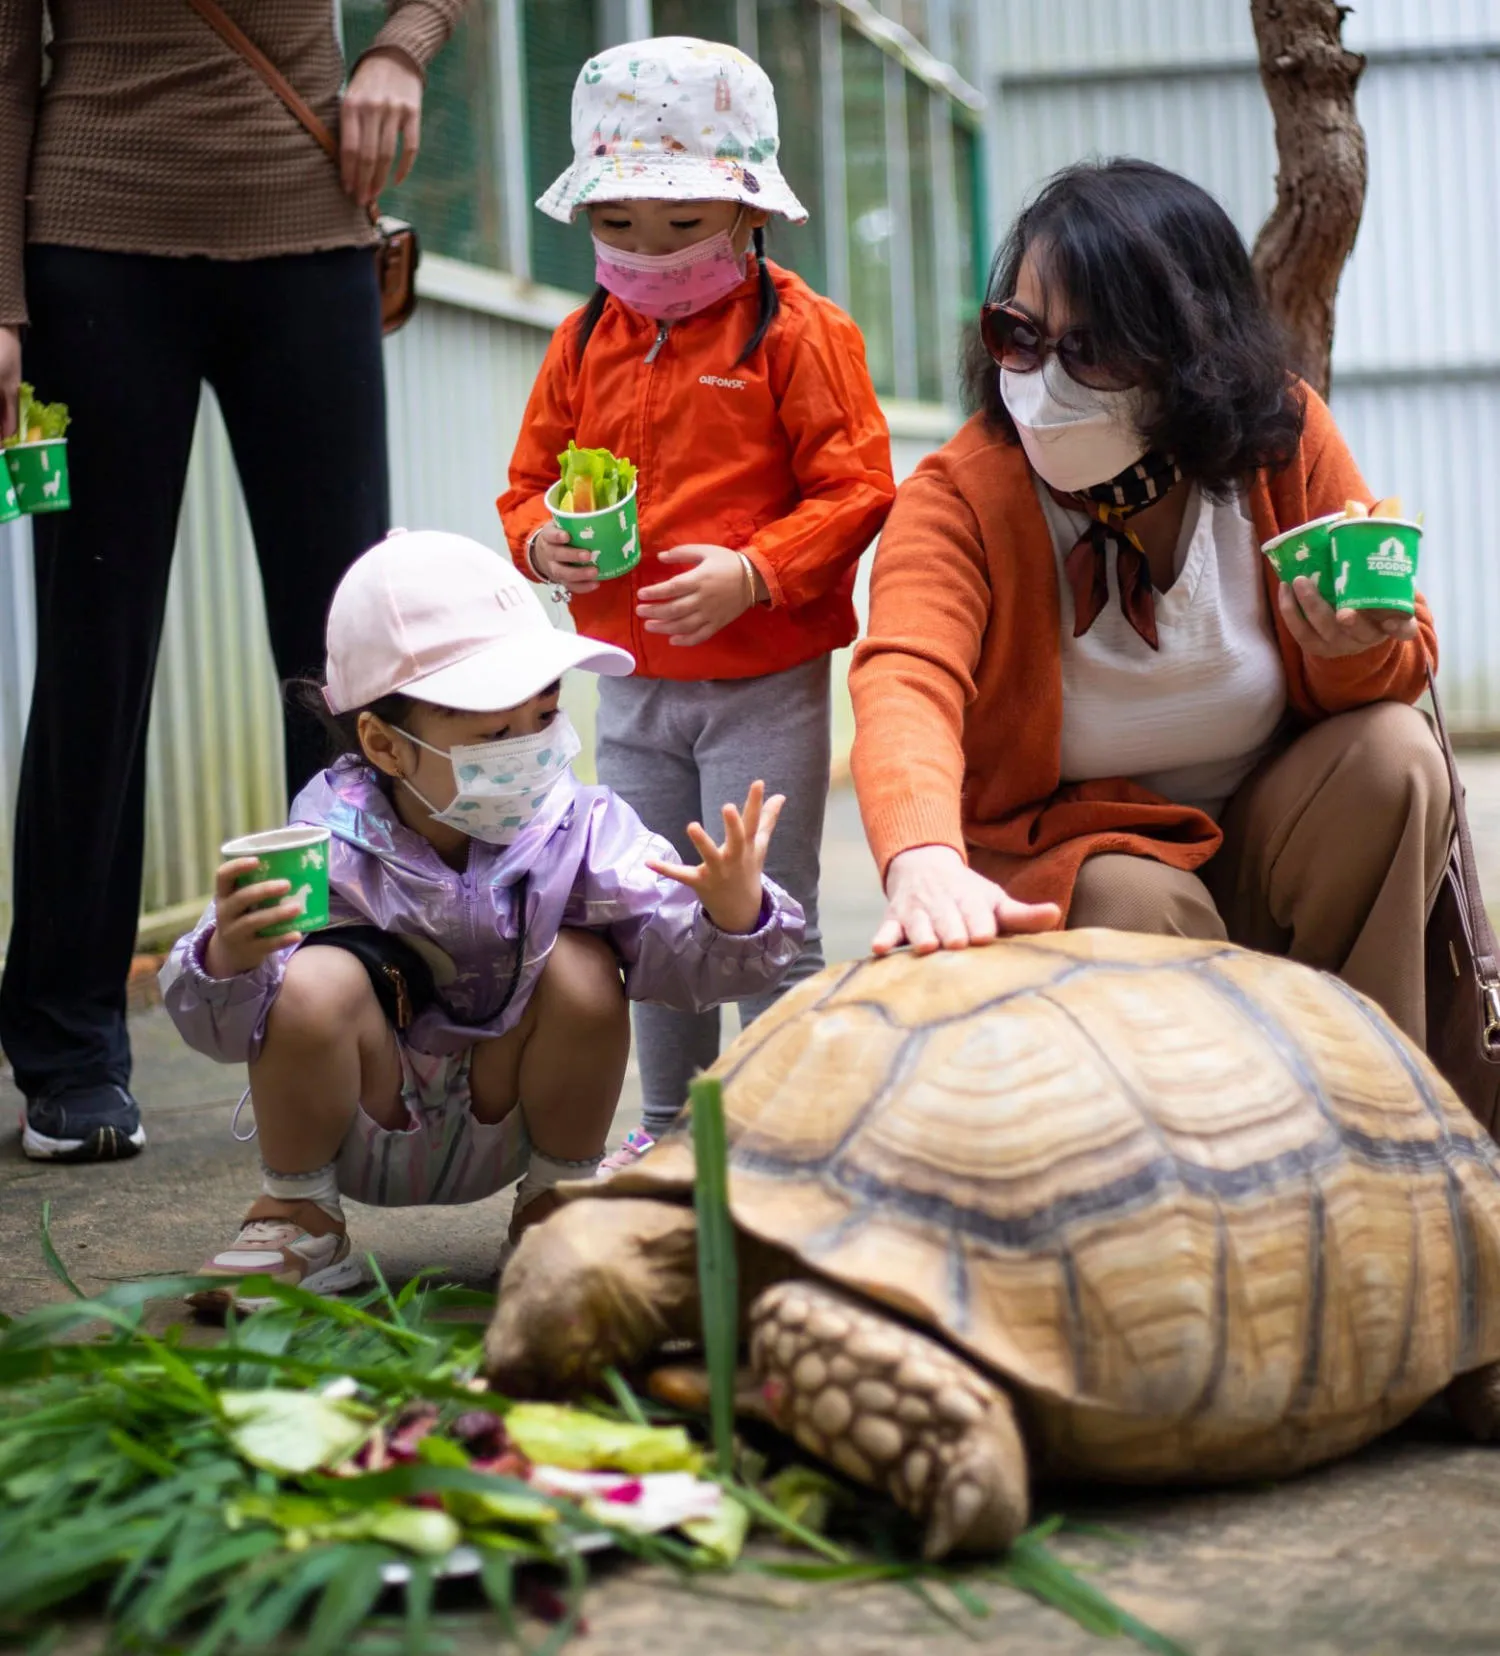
161;759;805;1064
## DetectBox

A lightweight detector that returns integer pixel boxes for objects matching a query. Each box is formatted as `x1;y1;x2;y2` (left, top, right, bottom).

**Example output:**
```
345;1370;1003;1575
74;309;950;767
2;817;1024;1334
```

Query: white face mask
397;713;581;845
999;357;1152;494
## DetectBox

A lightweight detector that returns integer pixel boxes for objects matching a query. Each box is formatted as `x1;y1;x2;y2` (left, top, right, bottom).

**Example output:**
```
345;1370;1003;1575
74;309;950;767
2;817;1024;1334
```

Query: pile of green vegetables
553;441;636;514
4;382;70;445
0;1082;1188;1655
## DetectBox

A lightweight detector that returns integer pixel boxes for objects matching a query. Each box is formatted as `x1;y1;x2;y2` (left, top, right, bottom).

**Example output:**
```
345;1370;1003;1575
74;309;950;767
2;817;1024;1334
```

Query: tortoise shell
596;930;1500;1480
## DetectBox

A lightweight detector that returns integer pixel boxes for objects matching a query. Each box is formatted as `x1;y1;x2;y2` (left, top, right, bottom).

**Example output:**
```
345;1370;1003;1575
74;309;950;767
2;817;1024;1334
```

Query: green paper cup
546;479;640;580
222;825;332;938
1261;512;1342;603
0;466;19;524
7;439;70;514
1327;517;1423;614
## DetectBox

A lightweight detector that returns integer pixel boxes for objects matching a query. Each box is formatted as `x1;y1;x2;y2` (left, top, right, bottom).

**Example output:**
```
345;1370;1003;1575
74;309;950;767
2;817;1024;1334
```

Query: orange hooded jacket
849;386;1438;917
498;261;896;681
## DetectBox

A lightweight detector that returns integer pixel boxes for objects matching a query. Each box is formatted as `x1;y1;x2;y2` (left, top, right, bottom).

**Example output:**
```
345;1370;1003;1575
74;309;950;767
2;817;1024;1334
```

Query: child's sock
514;1149;603;1215
261;1162;344;1224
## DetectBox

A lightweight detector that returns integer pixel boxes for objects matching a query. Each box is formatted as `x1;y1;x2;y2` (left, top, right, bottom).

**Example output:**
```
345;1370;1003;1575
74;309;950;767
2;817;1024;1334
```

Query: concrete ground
9;775;1500;1654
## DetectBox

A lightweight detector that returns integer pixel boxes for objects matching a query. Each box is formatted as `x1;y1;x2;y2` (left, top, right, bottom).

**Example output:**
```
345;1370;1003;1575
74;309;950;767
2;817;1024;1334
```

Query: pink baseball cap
324;529;634;714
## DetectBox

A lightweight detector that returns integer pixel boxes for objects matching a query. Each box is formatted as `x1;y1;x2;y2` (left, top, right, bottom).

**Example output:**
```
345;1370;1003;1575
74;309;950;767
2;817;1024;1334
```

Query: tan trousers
1068;703;1452;1044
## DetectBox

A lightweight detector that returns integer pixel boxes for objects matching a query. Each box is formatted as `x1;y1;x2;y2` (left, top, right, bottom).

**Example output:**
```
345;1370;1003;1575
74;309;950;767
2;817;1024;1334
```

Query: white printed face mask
999;356;1153;494
397;713;581;845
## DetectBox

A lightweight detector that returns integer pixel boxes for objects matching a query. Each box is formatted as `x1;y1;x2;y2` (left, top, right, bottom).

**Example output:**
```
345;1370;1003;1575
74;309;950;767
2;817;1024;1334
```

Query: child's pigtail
734;225;780;367
575;286;610;359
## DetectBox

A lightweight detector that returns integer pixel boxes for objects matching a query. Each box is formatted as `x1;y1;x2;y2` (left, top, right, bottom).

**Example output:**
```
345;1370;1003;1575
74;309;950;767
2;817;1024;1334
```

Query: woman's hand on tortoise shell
1279;578;1419;659
875;847;1061;957
646;780;784;936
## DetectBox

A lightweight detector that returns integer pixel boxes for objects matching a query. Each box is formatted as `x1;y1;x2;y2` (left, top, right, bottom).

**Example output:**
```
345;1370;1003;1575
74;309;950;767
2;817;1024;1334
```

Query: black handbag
298;877;530;1032
299;926;436;1030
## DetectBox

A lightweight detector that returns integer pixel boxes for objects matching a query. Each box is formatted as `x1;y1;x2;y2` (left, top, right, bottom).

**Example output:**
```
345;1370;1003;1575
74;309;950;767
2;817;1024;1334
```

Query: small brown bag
1424;668;1500;1136
186;0;419;334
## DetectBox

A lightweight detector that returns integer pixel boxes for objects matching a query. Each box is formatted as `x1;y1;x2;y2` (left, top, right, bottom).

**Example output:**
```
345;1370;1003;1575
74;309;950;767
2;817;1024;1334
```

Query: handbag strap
1427;666;1500;985
186;0;378;223
187;0;337;157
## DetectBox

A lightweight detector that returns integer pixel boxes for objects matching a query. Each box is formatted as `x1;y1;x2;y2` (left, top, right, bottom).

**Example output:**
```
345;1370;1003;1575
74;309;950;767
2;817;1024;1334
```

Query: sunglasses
979;301;1136;392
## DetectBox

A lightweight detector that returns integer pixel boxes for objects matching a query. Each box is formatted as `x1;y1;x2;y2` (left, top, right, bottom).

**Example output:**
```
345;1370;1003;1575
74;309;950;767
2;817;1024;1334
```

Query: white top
1039;482;1288;820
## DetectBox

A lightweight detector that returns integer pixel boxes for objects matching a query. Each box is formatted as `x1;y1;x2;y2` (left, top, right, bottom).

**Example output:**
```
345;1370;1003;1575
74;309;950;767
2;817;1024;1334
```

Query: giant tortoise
485;931;1500;1558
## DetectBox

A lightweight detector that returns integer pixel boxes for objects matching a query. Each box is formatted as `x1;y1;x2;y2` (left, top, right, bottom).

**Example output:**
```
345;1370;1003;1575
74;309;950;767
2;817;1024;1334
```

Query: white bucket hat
537;37;809;227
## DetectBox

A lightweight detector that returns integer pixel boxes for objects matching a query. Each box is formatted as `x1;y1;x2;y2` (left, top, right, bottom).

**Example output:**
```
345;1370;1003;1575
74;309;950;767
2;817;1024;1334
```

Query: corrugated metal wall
985;0;1500;725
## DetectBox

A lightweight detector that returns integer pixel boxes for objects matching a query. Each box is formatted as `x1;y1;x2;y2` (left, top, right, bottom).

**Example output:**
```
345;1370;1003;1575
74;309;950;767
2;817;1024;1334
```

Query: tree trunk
1250;0;1368;398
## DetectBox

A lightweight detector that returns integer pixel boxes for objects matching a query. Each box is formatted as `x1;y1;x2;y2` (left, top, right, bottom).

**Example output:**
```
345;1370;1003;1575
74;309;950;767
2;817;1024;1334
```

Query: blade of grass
302;1546;393;1656
364;1255;408;1330
601;1366;648;1426
724;1478;849;1564
402;1557;434;1656
533;1541;589;1656
689;1076;737;1475
39;1202;85;1299
998;1532;1192;1656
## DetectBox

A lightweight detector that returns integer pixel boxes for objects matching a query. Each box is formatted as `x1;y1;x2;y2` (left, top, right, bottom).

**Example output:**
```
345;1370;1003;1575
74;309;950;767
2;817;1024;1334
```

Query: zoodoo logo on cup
1328;503;1423;616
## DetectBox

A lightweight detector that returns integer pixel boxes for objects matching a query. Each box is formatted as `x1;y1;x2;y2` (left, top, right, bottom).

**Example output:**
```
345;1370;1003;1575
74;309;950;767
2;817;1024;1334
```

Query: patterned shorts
334;1042;530;1207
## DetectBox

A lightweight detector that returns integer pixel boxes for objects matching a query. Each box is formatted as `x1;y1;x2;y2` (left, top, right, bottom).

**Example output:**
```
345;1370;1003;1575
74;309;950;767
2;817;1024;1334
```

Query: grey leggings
595;657;830;1134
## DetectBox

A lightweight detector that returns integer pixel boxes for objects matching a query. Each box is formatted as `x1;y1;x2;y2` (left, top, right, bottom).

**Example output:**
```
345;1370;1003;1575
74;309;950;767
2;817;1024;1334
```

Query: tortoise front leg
1447;1362;1500;1440
749;1282;1030;1560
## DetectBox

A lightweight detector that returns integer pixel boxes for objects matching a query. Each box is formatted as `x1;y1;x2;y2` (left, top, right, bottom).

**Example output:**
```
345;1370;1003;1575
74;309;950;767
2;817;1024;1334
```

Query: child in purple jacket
162;529;803;1310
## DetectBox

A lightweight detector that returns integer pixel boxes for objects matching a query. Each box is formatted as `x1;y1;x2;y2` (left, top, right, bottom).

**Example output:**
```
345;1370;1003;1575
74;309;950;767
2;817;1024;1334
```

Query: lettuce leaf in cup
556;440;636;513
5;382;70;446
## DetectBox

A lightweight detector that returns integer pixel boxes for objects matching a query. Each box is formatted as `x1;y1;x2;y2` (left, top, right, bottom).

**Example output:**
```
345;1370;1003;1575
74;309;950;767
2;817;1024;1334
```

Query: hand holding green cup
546;440;640;581
2;383;71;516
221;826;332;939
1264;496;1422;618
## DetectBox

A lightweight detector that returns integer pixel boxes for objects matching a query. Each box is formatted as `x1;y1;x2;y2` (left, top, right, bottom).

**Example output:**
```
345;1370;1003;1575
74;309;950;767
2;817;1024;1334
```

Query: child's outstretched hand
637;544;767;647
203;860;306;978
646;781;784;934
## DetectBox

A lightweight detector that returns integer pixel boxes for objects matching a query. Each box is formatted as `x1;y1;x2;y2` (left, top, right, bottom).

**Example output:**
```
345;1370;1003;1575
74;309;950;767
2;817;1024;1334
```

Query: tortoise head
484;1196;701;1396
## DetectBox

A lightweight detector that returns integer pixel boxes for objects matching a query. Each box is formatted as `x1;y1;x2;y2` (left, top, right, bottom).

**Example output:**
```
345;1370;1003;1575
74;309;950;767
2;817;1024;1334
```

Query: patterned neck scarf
1057;451;1184;652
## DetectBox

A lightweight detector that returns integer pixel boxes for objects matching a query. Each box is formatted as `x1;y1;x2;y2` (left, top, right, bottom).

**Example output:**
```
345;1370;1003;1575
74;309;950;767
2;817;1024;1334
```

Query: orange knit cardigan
848;385;1437;917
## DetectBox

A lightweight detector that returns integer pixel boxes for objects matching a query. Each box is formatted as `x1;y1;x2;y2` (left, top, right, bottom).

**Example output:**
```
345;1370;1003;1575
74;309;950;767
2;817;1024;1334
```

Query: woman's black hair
289;679;416;769
960;159;1305;495
575;223;780;368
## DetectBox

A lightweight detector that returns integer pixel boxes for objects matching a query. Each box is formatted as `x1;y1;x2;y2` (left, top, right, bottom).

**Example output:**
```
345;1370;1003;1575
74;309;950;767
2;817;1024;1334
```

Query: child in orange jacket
499;36;895;1164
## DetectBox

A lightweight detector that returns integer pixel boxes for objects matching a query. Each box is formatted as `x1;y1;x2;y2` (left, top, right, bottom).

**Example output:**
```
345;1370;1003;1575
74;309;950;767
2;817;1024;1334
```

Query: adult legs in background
595;675;719;1139
1205;701;1451;1044
694;657;830;1026
211;249;388;801
0;249;205;1154
1067;854;1227;939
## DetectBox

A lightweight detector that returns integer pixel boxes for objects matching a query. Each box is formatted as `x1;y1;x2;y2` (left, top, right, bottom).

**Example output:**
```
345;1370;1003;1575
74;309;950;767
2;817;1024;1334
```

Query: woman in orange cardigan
849;160;1449;1043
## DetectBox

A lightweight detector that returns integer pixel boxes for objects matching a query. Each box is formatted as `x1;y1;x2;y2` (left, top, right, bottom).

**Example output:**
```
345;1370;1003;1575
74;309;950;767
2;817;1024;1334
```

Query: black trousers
0;245;389;1099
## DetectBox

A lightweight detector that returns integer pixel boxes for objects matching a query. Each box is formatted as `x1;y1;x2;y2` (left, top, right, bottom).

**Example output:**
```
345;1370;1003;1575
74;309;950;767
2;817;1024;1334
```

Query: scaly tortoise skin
486;930;1500;1557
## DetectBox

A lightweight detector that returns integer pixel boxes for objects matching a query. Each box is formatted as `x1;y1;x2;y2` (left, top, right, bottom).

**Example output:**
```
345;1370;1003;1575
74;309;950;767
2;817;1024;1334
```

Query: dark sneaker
21;1084;146;1163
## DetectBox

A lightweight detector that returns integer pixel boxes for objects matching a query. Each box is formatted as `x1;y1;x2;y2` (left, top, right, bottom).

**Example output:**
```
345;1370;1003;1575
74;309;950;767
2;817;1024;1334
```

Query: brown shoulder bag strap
186;0;338;157
1428;665;1500;977
186;0;379;230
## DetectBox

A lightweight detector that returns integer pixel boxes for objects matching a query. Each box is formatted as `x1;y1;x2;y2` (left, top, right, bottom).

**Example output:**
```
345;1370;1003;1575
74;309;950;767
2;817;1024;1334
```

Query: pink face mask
592;222;749;321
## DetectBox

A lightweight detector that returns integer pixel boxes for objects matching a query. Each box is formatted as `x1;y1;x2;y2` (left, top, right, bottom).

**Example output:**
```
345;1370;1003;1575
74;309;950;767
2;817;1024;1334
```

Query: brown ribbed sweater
0;0;470;325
